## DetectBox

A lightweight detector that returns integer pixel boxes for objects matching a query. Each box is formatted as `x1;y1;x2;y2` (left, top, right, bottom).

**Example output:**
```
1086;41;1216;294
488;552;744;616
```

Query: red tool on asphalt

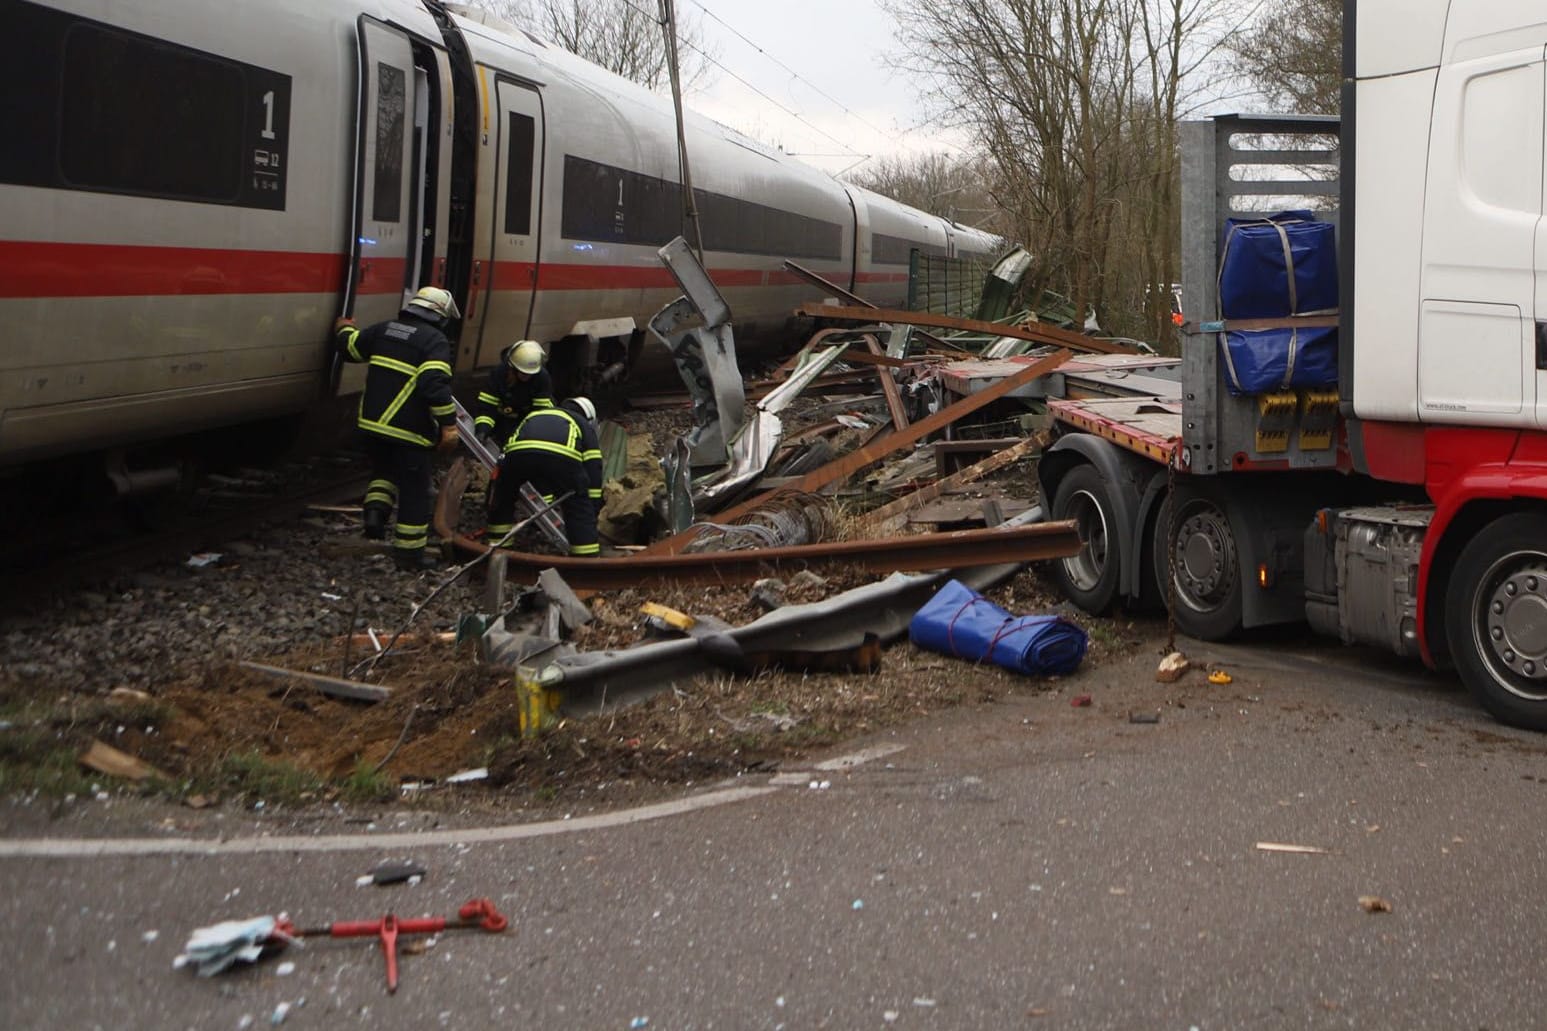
279;898;508;993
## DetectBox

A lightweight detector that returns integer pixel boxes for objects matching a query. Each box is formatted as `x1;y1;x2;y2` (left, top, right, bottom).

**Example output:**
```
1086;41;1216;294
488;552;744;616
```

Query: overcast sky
673;0;962;178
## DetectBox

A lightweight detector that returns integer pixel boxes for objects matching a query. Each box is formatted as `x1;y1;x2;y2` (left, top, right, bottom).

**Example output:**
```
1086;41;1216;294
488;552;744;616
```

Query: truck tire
1050;464;1121;614
1153;493;1242;640
1444;513;1547;731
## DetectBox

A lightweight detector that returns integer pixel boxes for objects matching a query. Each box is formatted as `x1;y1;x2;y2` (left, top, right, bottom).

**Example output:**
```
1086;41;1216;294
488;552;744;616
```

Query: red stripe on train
0;241;352;298
0;240;869;299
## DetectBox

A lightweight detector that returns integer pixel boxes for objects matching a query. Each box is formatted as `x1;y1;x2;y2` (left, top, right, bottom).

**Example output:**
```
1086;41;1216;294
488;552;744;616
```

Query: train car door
471;78;544;366
335;18;423;394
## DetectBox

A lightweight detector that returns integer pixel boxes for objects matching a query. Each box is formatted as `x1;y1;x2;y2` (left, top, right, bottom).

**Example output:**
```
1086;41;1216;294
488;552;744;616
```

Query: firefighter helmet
405;286;461;322
566;396;597;423
508;339;545;375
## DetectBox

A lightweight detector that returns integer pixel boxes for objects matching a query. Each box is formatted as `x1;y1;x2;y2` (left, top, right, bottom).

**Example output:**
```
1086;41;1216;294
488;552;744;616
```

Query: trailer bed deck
936;352;1182;464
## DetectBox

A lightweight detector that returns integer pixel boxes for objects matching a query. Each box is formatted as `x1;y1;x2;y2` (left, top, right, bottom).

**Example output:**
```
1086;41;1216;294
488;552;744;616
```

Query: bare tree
1227;0;1341;114
845;152;1003;231
885;0;1249;346
469;0;715;92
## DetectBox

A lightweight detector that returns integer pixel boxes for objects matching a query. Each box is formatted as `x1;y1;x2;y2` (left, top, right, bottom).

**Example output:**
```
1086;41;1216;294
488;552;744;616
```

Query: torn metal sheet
543;562;1032;715
975;246;1035;322
649;237;744;468
691;340;848;507
649;297;744;467
660;235;731;328
639;349;1071;556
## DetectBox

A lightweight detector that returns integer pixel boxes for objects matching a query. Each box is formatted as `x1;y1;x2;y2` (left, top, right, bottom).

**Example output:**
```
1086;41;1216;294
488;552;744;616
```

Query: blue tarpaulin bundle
1216;211;1339;396
908;579;1088;677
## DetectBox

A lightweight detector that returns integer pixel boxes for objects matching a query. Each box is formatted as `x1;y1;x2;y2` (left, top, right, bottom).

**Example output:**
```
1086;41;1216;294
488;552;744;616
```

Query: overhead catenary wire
682;0;903;147
614;0;869;160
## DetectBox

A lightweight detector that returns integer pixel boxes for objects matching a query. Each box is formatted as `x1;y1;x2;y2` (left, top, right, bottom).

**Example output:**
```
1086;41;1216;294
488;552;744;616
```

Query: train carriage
0;0;1002;473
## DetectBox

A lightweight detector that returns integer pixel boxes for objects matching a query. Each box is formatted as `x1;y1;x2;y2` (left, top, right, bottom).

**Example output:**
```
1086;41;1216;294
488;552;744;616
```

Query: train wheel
1444;513;1547;731
1153;493;1242;640
1050;465;1120;614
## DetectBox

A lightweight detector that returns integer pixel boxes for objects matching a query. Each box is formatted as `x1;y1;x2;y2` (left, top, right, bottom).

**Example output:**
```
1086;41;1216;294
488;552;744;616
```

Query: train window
2;0;289;210
872;233;945;266
373;63;406;223
560;154;842;260
504;113;535;236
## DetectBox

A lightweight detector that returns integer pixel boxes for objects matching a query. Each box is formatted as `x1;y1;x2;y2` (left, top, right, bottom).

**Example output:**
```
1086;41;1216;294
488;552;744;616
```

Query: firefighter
473;339;553;449
333;286;461;571
486;397;604;557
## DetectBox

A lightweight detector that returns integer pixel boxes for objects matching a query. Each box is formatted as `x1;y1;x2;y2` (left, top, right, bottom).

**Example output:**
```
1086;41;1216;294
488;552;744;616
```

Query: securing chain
1164;442;1179;655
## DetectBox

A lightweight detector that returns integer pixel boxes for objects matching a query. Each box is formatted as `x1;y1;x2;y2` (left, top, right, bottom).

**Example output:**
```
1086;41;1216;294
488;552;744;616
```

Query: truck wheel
1153;494;1242;640
1050;465;1120;613
1444;513;1547;731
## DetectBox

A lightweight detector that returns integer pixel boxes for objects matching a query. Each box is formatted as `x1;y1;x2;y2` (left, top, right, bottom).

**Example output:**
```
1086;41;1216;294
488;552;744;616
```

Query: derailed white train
0;0;999;470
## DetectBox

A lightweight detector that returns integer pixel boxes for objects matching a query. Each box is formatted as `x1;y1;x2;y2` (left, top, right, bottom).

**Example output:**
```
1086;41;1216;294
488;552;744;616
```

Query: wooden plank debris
1255;842;1331;855
238;661;391;703
658;349;1070;551
796;303;1137;356
865;333;910;430
856;437;1042;537
79;740;169;782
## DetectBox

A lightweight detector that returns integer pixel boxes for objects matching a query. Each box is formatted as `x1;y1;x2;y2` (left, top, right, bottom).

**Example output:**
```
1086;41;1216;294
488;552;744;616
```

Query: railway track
0;454;375;613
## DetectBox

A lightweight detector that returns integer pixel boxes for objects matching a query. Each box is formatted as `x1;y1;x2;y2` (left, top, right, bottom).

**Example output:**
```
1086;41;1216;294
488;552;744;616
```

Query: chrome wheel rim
1062;489;1110;592
1171;500;1236;614
1473;551;1547;701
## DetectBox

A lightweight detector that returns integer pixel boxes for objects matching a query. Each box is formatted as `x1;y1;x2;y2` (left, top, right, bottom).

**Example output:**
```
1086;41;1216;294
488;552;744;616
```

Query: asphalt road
5;630;1547;1029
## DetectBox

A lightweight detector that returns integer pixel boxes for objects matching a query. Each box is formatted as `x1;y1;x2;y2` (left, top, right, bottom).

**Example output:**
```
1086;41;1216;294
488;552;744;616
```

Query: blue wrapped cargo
1216;211;1339;396
908;579;1088;677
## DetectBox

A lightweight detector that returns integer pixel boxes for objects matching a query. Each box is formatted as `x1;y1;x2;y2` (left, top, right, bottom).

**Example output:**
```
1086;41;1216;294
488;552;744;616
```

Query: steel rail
456;522;1081;590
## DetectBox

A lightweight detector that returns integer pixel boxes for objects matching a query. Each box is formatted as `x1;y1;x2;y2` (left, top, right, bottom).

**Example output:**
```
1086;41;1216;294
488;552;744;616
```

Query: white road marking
0;785;777;860
811;743;906;772
0;742;907;861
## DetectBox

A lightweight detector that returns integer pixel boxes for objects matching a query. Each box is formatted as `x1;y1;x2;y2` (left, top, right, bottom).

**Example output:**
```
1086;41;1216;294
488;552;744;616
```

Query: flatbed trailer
1036;99;1547;731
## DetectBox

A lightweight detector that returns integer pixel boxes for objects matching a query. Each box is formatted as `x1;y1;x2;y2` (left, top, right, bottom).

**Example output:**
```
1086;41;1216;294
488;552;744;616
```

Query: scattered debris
1071;695;1093;708
750;578;786;611
176;899;508;994
537;569;592;631
174;916;296;977
367;859;427;886
445;767;489;784
237;661;391;703
1128;712;1160;725
1255;842;1331;855
185;552;222;568
1358;895;1393;914
79;740;168;782
1155;651;1191;683
1208;669;1233;685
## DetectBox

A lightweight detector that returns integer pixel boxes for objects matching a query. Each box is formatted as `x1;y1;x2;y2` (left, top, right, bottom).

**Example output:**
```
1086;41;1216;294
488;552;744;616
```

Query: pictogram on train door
470;78;545;367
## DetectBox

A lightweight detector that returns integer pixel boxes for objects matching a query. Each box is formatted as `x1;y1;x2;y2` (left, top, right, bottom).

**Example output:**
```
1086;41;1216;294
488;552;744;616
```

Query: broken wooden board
79;740;169;782
856;436;1043;537
796;304;1137;356
238;661;391;703
907;497;1032;527
643;350;1071;556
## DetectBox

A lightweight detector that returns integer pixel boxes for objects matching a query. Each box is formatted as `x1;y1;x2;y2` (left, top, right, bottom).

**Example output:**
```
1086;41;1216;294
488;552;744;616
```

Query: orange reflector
1258;563;1271;589
1316;510;1329;533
